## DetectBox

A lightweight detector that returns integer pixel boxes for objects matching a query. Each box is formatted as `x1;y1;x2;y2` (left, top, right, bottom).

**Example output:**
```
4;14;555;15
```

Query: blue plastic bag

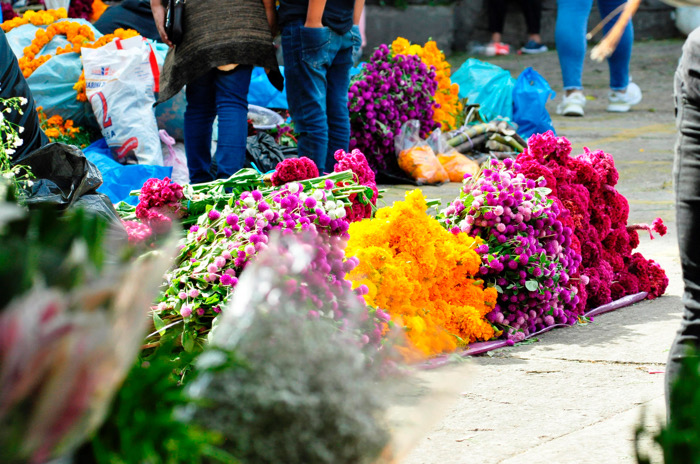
512;67;556;139
451;58;515;121
83;138;172;205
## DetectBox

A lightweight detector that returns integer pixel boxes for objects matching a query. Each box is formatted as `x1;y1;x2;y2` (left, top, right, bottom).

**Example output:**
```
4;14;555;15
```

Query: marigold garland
391;37;462;131
18;21;96;78
346;189;497;356
0;8;67;33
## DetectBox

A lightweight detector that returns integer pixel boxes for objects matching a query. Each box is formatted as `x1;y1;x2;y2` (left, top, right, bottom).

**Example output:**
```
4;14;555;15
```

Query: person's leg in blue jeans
282;22;331;170
598;0;633;91
667;28;700;417
555;0;592;91
325;28;356;173
185;70;217;183
214;65;253;179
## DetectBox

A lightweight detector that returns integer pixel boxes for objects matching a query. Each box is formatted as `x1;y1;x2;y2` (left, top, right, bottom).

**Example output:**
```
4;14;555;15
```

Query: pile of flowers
439;158;583;341
134;177;186;234
1;2;17;21
37;107;91;148
346;189;497;356
391;37;462;131
348;44;438;171
1;8;67;33
515;132;668;307
150;178;367;350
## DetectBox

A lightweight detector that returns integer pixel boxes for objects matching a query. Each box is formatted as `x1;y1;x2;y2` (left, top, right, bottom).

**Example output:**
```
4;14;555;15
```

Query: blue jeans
667;28;700;417
555;0;633;91
184;66;252;183
282;22;360;172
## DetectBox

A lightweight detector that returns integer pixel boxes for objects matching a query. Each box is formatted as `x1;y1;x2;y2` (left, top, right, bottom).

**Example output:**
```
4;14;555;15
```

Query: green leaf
494;285;503;294
182;329;195;352
153;312;166;336
525;280;539;292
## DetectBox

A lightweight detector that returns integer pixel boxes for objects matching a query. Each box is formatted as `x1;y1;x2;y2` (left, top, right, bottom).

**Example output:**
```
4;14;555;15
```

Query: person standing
151;0;283;183
487;0;548;56
278;0;363;173
555;0;642;117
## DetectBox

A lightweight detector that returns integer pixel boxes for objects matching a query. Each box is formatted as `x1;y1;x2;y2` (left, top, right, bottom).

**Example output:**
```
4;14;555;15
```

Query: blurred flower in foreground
0;180;173;463
189;231;408;464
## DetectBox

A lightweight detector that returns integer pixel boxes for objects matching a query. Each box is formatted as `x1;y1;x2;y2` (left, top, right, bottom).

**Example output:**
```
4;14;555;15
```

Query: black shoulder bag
165;0;185;46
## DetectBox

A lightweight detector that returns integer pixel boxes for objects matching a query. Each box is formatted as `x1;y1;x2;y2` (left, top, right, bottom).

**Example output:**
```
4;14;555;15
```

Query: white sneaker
556;91;586;117
607;82;642;112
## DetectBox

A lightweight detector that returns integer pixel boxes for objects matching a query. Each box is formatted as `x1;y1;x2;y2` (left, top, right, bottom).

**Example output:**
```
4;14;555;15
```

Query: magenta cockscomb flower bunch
515;131;669;304
134;177;185;234
122;219;153;245
333;148;378;222
67;0;93;20
348;44;438;171
439;158;583;341
270;157;319;186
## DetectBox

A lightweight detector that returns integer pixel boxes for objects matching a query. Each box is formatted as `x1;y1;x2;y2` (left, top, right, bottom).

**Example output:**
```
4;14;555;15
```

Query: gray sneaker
556;91;586;117
607;82;642;112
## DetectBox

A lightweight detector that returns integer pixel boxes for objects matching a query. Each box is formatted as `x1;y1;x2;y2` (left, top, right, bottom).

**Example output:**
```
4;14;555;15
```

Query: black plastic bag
14;143;103;209
245;132;293;173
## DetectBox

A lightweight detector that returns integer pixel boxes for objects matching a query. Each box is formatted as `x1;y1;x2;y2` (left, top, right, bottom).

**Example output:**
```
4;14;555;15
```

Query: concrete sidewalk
383;39;684;463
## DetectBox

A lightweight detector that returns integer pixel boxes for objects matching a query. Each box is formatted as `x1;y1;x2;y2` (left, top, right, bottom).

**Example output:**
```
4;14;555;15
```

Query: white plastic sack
82;39;162;165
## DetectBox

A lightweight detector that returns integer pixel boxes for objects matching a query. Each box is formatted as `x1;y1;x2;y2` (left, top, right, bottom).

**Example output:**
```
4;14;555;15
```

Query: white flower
18;127;24;134
2;172;14;179
14;137;23;147
324;200;336;210
312;189;325;201
333;207;346;218
6;148;15;155
18;97;27;105
288;182;300;194
242;196;256;208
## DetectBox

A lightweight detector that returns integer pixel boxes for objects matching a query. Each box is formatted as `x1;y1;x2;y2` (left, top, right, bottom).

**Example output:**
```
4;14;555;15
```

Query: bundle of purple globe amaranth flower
145;172;383;351
438;158;583;342
348;44;438;172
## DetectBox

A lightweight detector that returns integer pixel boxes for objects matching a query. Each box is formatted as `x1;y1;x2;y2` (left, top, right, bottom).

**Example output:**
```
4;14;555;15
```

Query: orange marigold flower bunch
37;106;91;147
1;8;67;33
18;21;95;78
74;28;140;101
391;37;462;131
346;189;497;357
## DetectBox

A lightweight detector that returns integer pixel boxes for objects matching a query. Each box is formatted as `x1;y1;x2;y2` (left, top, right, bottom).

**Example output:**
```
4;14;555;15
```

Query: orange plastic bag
395;120;448;185
398;145;449;184
437;151;480;182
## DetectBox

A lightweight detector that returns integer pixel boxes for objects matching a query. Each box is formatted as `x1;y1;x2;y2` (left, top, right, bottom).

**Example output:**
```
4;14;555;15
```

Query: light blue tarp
83;138;172;205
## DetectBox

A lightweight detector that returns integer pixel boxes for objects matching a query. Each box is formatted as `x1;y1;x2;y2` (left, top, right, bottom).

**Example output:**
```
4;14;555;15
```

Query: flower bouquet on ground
346;189;498;356
515;131;668;307
129;151;382;352
438;158;583;342
348;44;438;172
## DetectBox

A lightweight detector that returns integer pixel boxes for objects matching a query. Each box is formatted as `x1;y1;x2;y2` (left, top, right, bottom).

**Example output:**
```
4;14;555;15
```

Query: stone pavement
382;39;685;463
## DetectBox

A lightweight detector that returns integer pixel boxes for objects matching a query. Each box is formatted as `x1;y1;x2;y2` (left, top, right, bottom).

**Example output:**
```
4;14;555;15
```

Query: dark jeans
488;0;542;36
282;21;360;172
667;27;700;415
184;65;252;183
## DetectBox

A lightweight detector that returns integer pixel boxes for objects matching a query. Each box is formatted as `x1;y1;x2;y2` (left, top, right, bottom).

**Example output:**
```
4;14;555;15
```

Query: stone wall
364;0;679;54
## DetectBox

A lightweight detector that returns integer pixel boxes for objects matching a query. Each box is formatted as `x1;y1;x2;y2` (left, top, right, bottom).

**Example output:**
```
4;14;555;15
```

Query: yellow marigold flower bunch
1;8;67;33
390;37;463;131
346;189;497;357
